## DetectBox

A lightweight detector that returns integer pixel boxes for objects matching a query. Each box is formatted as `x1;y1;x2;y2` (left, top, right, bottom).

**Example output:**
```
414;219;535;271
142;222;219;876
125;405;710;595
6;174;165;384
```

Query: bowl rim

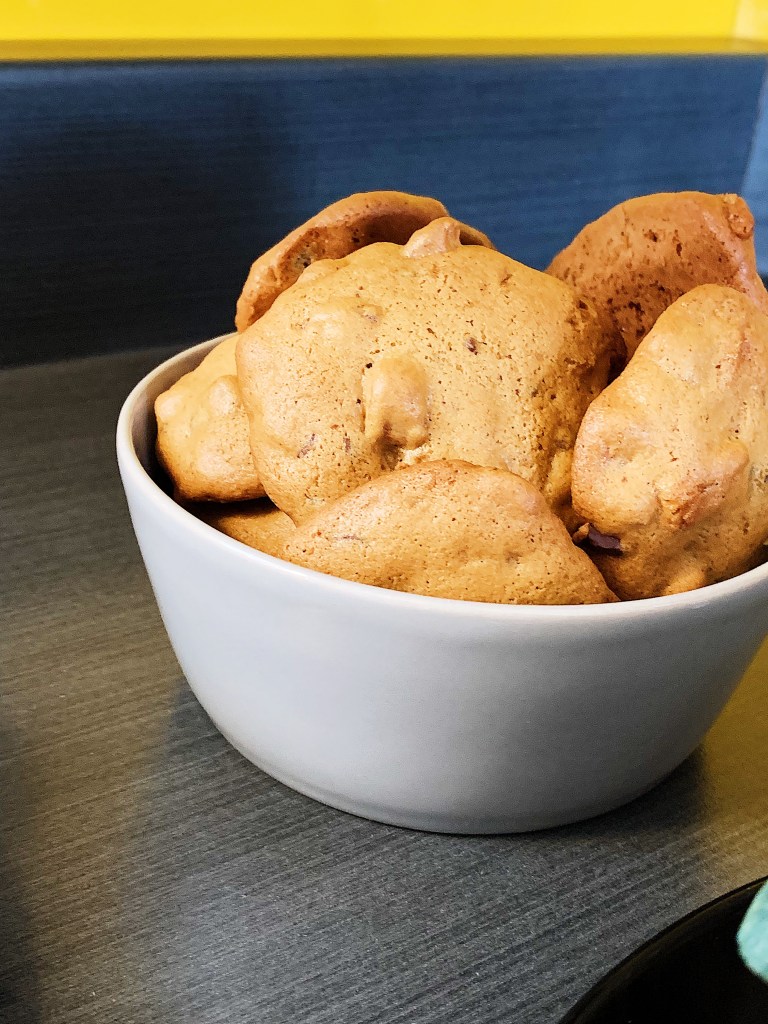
116;335;768;623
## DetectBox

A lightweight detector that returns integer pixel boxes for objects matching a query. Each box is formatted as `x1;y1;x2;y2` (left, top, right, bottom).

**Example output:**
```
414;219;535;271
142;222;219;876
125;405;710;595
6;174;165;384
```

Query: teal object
738;880;768;982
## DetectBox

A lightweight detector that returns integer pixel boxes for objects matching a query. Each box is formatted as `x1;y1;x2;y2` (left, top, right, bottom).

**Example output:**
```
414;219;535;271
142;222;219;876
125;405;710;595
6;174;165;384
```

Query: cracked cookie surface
192;499;296;557
234;191;488;332
237;218;614;525
284;460;616;604
548;191;768;363
155;336;263;502
572;285;768;599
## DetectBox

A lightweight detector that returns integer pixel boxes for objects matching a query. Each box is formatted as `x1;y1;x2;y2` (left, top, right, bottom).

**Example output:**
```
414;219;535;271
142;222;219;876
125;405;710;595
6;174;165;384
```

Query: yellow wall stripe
0;0;766;59
735;0;768;38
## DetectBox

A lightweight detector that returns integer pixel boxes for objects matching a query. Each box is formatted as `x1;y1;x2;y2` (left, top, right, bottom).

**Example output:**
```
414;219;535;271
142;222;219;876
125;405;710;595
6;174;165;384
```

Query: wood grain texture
1;55;765;366
1;348;767;1023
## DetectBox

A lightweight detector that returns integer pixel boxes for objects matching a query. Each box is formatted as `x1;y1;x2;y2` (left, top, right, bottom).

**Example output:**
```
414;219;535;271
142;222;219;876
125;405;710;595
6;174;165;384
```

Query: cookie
547;191;768;362
155;336;262;502
192;499;295;557
283;460;616;604
234;191;491;331
237;216;614;525
572;284;768;599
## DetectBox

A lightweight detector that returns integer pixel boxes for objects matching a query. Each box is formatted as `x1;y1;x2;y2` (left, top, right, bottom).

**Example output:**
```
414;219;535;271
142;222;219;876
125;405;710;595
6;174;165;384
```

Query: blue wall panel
0;56;765;364
743;70;768;278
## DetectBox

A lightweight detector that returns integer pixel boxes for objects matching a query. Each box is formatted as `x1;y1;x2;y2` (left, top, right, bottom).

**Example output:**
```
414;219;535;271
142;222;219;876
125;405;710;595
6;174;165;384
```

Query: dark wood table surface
2;348;767;1024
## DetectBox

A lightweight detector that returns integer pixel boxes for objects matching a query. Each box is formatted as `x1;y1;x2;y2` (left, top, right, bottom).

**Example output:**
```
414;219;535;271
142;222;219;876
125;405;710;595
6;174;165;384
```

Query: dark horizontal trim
1;37;767;61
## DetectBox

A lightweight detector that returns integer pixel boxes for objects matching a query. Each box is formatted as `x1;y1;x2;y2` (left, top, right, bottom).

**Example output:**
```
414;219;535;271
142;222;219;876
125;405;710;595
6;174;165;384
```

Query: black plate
562;878;768;1023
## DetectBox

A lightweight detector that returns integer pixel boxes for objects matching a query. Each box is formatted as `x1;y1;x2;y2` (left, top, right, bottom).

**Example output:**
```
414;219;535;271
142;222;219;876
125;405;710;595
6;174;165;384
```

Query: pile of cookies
155;190;768;604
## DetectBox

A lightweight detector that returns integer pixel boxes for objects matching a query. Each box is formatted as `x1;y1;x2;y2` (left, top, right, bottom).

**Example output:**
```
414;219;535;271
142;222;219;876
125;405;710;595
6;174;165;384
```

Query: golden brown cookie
235;191;492;331
572;284;768;599
283;460;616;604
547;191;768;362
192;499;295;557
237;217;614;525
155;337;263;502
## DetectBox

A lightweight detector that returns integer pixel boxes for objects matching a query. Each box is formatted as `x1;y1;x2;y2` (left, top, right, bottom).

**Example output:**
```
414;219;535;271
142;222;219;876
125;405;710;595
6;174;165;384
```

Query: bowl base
216;719;673;835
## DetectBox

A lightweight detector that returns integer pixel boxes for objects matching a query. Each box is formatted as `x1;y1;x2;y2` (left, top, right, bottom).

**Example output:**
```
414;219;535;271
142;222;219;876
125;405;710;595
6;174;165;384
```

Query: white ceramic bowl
117;337;768;833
